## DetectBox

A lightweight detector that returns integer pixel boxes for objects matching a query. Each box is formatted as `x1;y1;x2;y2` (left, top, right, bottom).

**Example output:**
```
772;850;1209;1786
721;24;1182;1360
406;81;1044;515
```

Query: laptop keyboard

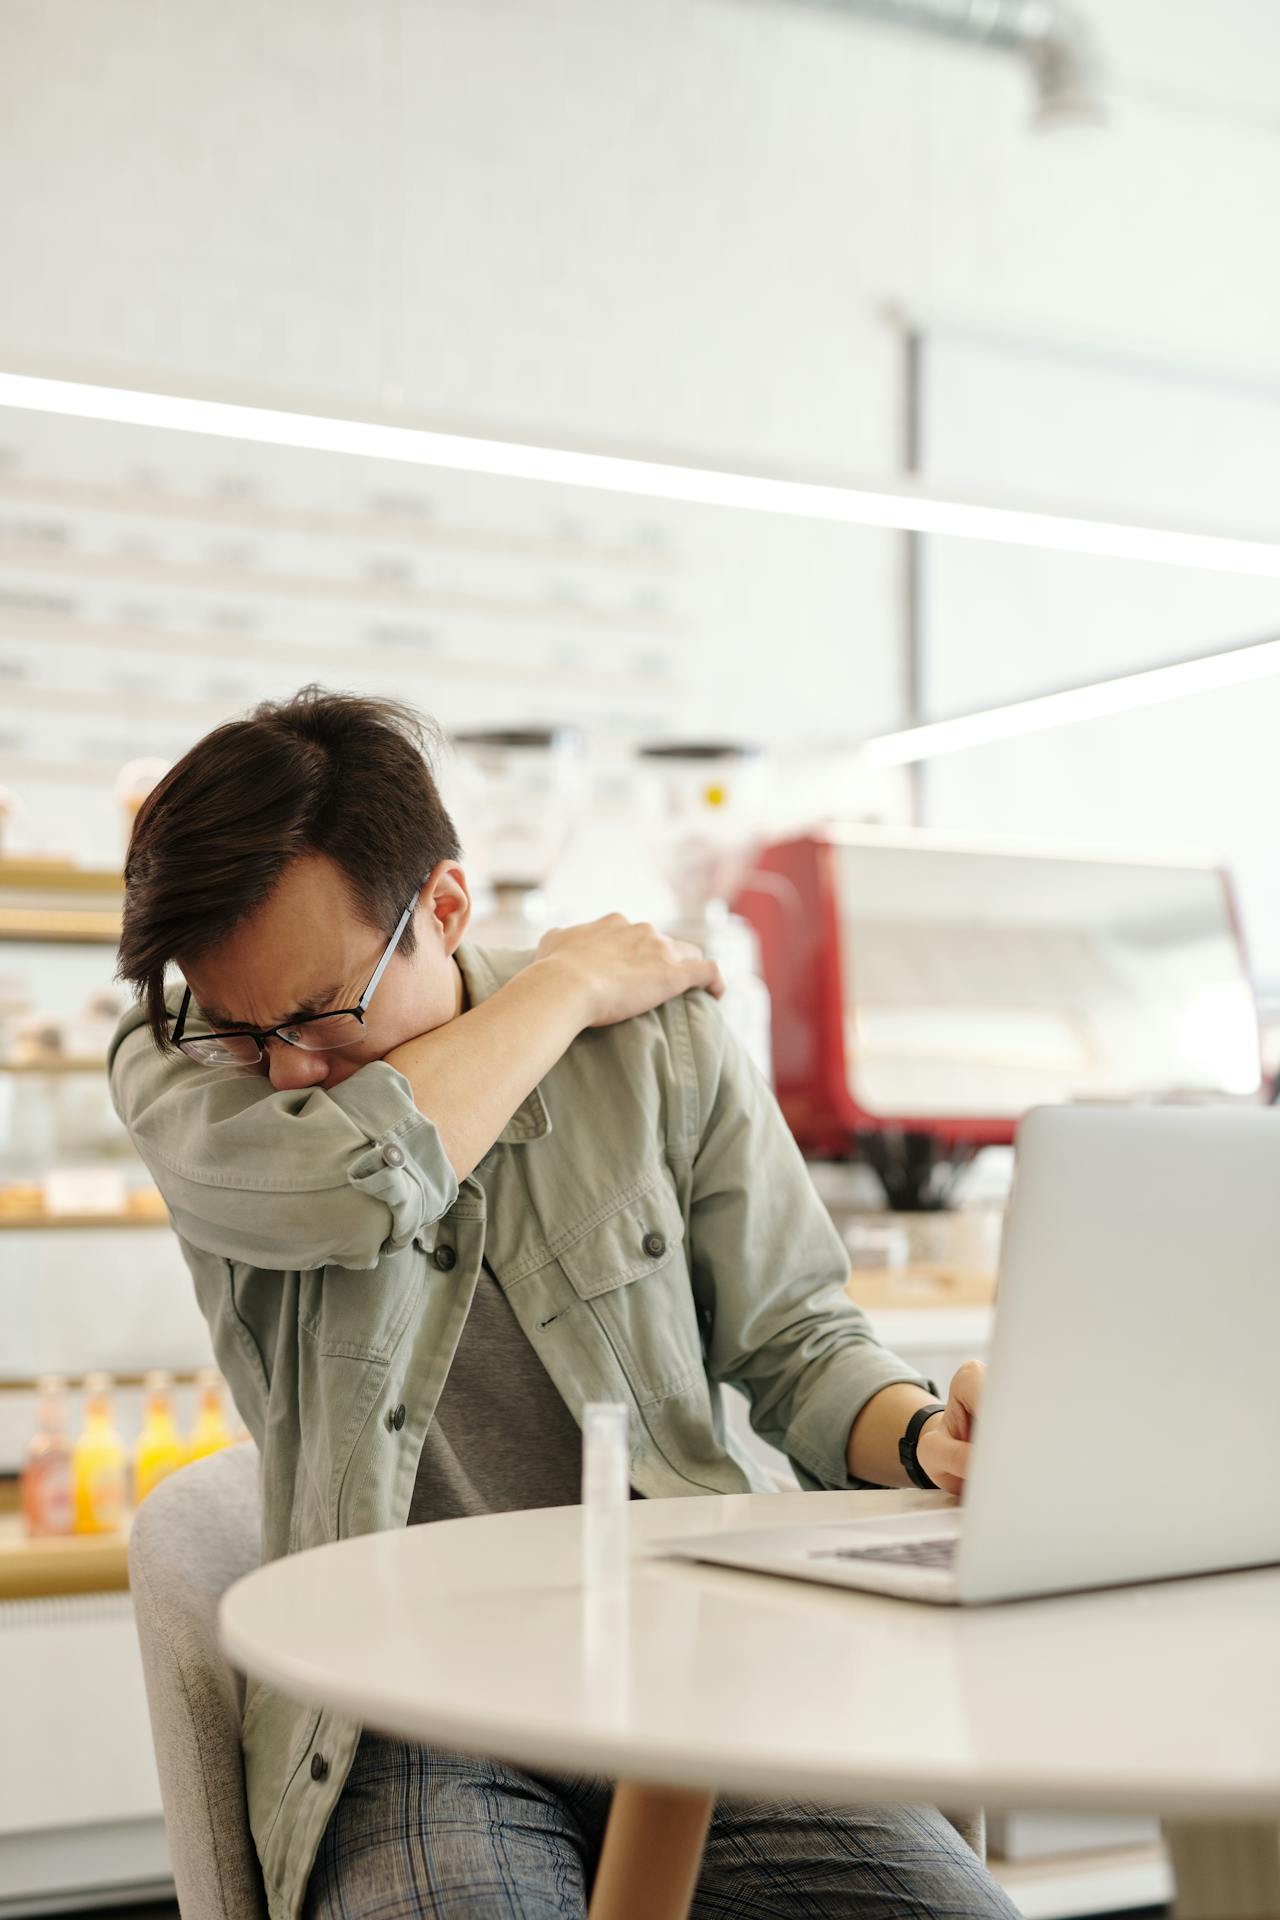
811;1537;958;1571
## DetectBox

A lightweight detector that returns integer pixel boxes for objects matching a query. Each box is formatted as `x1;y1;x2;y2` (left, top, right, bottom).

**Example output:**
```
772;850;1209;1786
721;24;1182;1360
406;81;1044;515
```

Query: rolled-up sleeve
680;991;935;1490
107;1000;458;1270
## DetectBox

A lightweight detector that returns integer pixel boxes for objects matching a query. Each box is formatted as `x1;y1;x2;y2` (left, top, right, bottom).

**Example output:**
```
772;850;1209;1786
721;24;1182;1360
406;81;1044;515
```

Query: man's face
181;852;469;1091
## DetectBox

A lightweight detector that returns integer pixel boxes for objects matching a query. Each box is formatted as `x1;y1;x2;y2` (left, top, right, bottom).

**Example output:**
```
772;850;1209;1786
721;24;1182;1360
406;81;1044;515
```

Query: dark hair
116;684;461;1051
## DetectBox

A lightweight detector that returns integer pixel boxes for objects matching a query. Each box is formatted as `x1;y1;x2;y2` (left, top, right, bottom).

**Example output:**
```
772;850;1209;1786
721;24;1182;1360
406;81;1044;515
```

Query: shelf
0;537;675;631
0;859;122;894
989;1842;1172;1920
0;906;121;943
0;1510;130;1599
0;861;124;941
844;1266;996;1312
0;1186;169;1229
0;1057;108;1074
0;1206;169;1230
0;610;677;697
0;1369;207;1393
0;467;675;570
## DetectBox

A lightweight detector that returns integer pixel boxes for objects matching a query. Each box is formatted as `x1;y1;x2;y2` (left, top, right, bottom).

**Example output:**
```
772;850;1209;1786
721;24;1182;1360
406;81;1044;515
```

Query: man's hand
533;914;725;1028
378;915;724;1188
916;1360;984;1497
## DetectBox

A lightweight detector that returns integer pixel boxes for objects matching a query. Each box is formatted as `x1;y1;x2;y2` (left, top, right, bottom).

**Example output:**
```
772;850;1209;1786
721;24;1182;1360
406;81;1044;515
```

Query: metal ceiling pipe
794;0;1106;128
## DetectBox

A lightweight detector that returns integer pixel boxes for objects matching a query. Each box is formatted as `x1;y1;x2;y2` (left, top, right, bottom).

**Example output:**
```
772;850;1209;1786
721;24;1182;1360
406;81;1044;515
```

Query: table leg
587;1781;715;1920
1163;1820;1280;1920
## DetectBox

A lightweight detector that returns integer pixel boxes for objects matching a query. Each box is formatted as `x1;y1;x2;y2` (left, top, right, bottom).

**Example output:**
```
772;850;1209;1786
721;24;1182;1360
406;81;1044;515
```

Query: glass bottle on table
72;1372;126;1534
21;1373;74;1538
185;1367;234;1463
134;1369;185;1503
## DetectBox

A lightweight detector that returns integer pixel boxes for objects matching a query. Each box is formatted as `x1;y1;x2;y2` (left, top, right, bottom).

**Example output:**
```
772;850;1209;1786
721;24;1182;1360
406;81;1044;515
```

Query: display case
0;858;216;1913
0;858;216;1470
738;826;1263;1205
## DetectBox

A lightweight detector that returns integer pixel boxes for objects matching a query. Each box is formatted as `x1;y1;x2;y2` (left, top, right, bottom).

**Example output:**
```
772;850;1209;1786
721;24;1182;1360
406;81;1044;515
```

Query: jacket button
642;1231;666;1259
391;1403;406;1431
311;1752;329;1781
433;1245;457;1271
381;1142;405;1167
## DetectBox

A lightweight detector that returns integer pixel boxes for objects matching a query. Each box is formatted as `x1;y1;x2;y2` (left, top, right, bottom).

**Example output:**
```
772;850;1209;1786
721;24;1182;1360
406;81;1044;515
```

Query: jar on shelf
72;1372;127;1535
186;1368;235;1462
20;1374;74;1539
134;1369;186;1504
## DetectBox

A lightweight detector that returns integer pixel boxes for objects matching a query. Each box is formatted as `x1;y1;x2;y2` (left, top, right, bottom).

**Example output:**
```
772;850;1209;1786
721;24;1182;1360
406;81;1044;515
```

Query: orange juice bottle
72;1372;126;1534
185;1367;234;1462
21;1374;74;1537
133;1369;185;1504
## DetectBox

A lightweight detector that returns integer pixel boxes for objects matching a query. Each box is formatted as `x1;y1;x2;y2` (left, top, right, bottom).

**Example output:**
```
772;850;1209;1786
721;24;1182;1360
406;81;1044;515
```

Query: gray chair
129;1441;269;1919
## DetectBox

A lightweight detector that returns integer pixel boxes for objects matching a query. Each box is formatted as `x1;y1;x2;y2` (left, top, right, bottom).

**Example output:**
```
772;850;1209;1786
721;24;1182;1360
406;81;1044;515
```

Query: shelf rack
0;1370;209;1395
0;537;676;629
0;858;123;943
0;1512;130;1599
0;468;675;570
0;610;675;695
0;1210;168;1230
0;1057;110;1073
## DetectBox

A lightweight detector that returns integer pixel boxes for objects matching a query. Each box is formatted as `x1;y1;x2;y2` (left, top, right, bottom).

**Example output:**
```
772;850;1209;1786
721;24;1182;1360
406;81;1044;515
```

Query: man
109;686;1008;1920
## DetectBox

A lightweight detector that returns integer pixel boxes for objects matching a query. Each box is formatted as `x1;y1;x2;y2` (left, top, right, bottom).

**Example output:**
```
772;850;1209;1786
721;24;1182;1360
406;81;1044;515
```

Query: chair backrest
128;1442;268;1920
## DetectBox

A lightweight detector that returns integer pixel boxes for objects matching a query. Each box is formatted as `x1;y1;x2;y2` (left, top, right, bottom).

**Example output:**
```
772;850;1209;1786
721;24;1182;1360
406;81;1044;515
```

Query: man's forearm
382;959;588;1183
846;1381;942;1487
382;919;722;1186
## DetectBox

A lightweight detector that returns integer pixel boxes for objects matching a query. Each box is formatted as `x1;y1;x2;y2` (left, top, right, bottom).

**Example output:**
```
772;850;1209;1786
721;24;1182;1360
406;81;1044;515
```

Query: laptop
661;1105;1280;1605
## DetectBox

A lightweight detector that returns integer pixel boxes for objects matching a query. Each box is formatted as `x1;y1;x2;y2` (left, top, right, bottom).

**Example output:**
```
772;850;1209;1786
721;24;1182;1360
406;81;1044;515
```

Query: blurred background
1;1;1278;1912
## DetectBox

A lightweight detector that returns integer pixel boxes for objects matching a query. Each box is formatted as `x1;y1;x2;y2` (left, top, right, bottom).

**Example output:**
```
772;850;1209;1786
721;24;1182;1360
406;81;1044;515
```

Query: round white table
221;1488;1280;1920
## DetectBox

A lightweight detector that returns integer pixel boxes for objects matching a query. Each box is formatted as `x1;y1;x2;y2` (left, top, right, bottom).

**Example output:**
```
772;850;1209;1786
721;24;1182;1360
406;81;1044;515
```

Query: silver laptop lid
956;1105;1280;1604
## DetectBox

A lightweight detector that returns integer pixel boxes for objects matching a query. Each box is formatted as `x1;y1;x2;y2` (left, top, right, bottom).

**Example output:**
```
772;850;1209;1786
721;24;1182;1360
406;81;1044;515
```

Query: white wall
917;331;1280;985
7;1;1280;449
2;0;1280;926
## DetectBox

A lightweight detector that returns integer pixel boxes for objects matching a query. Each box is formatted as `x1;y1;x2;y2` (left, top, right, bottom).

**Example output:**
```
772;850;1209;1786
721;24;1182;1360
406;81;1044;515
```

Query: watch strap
898;1402;947;1490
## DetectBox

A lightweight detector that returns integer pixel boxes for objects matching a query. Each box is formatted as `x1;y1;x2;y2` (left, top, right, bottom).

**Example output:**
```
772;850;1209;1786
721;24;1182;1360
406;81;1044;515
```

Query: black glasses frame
171;878;427;1064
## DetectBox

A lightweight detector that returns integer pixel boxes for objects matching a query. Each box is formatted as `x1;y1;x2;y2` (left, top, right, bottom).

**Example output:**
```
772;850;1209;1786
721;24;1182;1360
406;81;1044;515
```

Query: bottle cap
35;1373;66;1396
83;1370;113;1395
143;1368;173;1392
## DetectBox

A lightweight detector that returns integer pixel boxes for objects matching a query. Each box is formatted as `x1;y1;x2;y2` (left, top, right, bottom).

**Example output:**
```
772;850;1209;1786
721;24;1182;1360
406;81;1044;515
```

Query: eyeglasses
171;879;427;1066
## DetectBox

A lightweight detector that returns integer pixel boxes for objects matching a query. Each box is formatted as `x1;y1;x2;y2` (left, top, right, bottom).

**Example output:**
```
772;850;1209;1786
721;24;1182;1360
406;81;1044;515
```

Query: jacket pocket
556;1170;703;1403
298;1238;424;1359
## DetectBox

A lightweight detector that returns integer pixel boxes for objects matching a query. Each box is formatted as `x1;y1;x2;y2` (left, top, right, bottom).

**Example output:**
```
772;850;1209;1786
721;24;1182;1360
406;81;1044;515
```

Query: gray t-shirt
406;1263;587;1525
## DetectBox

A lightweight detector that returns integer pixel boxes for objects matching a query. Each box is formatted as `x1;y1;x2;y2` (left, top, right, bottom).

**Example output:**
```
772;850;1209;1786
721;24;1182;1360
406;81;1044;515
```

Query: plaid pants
303;1732;1020;1920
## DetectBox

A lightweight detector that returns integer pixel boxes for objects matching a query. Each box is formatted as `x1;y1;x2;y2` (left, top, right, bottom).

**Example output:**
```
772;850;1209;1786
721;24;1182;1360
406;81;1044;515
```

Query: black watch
898;1403;946;1490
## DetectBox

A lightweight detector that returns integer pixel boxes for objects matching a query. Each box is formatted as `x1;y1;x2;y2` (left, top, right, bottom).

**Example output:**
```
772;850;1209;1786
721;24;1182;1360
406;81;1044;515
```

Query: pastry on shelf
10;1014;65;1067
0;1182;44;1216
124;1187;169;1220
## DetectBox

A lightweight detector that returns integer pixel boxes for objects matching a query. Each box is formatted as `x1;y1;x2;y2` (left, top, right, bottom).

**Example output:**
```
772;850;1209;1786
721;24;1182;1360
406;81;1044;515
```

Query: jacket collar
454;942;552;1146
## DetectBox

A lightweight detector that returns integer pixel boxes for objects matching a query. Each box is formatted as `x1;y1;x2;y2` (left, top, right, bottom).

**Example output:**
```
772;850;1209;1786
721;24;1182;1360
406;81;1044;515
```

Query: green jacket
108;943;930;1920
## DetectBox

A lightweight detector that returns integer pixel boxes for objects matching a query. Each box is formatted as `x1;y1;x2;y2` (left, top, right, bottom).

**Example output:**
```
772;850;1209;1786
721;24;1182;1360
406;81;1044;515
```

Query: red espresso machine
734;825;1261;1209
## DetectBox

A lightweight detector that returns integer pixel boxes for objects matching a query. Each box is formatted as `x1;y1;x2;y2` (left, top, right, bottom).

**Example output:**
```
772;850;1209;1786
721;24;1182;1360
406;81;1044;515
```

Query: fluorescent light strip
865;634;1280;765
3;371;1280;579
